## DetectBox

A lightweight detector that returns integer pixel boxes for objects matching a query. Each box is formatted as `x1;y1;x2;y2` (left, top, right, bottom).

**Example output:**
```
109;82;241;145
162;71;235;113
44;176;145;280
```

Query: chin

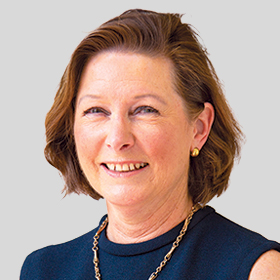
103;186;150;208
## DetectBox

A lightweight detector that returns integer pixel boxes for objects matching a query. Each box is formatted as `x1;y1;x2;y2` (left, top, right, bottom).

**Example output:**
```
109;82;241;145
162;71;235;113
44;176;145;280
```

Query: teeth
122;164;129;171
115;164;122;172
129;163;135;170
107;163;115;171
105;163;147;172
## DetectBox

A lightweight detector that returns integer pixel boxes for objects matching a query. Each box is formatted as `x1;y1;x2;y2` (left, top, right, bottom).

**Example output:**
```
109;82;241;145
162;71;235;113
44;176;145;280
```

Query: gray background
1;1;279;279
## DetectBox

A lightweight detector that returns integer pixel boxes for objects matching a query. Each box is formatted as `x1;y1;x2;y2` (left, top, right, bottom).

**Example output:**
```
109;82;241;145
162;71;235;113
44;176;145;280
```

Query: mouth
102;162;149;172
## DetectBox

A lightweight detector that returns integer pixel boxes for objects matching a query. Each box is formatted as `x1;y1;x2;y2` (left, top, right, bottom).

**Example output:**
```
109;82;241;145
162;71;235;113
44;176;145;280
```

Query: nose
105;115;135;151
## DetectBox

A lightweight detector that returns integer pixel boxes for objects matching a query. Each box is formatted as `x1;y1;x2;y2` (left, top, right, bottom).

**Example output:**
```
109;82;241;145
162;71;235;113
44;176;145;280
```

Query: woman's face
74;52;196;207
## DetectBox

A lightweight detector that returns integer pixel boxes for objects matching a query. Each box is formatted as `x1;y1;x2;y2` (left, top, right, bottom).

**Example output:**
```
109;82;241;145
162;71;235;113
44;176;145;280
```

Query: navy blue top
20;206;280;279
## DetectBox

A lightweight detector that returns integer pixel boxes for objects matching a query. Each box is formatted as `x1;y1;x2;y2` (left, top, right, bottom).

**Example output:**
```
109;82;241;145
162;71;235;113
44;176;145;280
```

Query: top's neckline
98;206;214;256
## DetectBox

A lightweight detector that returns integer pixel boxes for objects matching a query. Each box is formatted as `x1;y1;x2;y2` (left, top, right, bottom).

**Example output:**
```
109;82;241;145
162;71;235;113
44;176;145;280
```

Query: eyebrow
77;93;167;106
133;93;167;105
77;94;101;106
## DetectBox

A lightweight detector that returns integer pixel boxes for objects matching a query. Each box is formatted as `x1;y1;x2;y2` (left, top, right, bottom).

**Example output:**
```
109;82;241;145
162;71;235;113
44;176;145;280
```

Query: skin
74;51;214;243
74;51;280;277
249;250;280;279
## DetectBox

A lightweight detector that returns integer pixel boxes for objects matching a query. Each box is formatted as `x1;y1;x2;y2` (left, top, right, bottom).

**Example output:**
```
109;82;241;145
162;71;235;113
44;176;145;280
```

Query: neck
105;189;193;244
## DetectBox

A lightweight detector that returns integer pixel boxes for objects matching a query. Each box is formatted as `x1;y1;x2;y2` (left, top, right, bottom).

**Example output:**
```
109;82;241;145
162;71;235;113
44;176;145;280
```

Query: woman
20;9;280;279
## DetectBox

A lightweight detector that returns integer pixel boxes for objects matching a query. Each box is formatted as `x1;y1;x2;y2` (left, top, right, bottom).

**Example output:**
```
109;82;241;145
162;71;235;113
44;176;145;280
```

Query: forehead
78;51;176;93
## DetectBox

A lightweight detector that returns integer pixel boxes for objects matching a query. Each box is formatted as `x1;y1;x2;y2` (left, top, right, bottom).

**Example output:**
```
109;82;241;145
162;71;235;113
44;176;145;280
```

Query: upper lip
102;162;149;172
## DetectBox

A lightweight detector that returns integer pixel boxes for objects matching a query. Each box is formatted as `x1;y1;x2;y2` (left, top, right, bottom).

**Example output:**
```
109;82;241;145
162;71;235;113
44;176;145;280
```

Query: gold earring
191;148;200;157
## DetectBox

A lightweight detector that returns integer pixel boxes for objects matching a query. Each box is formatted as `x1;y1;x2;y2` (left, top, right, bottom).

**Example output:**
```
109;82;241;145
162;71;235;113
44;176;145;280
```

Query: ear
191;103;215;151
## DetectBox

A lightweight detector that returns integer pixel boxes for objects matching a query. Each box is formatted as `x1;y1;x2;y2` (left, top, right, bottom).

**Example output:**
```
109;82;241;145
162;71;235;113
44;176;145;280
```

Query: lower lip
101;165;148;178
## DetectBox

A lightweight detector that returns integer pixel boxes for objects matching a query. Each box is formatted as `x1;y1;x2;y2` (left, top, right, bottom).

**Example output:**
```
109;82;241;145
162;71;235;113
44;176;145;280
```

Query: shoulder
20;227;97;279
205;207;280;253
203;207;278;248
194;206;280;278
249;250;280;279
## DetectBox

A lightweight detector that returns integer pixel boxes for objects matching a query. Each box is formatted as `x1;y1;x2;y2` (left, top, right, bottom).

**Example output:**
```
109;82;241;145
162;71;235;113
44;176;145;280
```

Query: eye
83;107;110;116
133;106;159;115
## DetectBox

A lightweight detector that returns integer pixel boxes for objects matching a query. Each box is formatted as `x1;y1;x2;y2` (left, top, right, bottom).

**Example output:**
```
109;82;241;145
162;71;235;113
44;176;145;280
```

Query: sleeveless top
20;206;280;279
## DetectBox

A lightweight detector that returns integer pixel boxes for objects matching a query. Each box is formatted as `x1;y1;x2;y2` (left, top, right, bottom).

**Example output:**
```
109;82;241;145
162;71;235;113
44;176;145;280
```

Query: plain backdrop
1;1;279;279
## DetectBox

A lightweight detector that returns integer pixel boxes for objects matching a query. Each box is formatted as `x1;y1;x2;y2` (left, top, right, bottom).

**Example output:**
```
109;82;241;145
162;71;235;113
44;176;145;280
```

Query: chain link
92;205;200;280
147;205;198;280
92;219;108;280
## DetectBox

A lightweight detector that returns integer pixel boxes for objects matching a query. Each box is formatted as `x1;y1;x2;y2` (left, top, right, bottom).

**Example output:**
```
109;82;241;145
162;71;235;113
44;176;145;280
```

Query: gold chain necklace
92;205;200;280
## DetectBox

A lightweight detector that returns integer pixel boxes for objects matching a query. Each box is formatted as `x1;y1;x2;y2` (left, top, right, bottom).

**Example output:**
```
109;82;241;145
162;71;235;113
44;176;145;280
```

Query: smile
103;162;149;172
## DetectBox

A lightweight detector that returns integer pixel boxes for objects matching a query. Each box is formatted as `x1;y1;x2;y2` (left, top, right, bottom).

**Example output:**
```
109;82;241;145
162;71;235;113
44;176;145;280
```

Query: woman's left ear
191;102;215;150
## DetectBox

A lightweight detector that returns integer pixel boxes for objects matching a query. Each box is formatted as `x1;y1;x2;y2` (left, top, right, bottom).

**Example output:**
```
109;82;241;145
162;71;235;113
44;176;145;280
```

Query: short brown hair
45;9;243;205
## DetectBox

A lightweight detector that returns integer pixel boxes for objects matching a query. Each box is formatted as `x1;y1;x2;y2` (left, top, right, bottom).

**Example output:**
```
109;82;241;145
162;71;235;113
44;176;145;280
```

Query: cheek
74;125;86;155
74;123;100;165
140;123;191;163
